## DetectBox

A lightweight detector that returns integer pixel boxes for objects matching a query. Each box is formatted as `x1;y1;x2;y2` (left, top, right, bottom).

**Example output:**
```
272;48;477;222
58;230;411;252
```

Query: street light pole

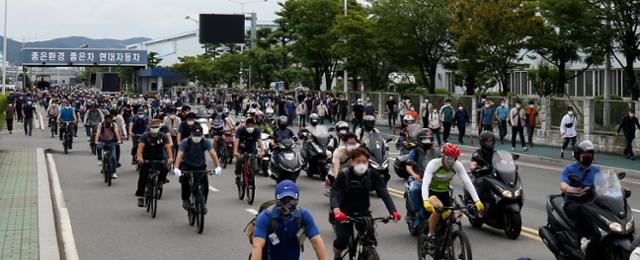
2;0;7;94
343;0;348;95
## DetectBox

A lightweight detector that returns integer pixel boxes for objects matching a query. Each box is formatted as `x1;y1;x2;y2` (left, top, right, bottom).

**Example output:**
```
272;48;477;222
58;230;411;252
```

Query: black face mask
580;155;594;166
310;121;318;126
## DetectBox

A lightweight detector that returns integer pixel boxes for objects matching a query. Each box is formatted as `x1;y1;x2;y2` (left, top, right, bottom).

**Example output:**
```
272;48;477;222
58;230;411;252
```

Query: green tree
147;51;163;68
530;0;607;97
528;61;561;96
372;0;454;93
170;56;216;87
588;0;640;100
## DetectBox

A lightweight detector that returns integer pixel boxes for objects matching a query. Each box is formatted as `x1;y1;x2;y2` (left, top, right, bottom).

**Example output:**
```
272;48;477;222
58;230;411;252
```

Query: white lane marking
209;185;220;192
38;110;45;130
632;209;640;213
245;209;259;215
46;154;80;260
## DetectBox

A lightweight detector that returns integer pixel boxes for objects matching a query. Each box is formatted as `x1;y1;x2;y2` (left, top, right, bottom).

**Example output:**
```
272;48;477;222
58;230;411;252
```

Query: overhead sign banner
22;48;148;66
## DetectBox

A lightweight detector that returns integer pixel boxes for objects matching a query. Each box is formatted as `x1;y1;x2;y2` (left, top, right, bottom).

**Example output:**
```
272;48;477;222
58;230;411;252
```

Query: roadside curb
46;151;80;260
36;148;60;260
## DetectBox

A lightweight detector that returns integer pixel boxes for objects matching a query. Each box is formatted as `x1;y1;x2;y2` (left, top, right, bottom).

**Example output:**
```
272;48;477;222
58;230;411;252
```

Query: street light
343;0;348;94
185;16;199;24
2;0;8;94
226;0;267;14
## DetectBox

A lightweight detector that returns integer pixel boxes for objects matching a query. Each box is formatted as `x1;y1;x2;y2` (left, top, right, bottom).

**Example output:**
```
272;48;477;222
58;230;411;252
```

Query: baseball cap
275;180;299;200
191;126;204;137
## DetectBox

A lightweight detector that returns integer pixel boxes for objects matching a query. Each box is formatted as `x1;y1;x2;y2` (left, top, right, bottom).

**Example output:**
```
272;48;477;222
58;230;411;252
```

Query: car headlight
609;223;623;233
501;190;513;198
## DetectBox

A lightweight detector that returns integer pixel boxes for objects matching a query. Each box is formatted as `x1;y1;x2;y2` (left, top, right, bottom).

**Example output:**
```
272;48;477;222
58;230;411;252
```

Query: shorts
429;190;452;207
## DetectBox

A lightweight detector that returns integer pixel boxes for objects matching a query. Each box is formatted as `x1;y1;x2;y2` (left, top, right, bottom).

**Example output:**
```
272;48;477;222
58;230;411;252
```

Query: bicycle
61;122;74;154
183;170;212;234
143;160;166;218
417;197;474;260
338;215;392;260
223;130;235;165
216;137;228;169
236;153;257;205
100;144;115;187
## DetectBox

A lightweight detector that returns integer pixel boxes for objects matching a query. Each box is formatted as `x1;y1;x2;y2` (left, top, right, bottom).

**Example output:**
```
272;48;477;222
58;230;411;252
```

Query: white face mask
485;104;490;108
192;136;202;143
149;127;160;134
529;105;534;108
568;111;573;115
353;163;368;176
246;127;255;133
187;120;195;125
458;107;463;110
138;114;144;118
169;115;176;119
516;104;521;108
346;144;358;152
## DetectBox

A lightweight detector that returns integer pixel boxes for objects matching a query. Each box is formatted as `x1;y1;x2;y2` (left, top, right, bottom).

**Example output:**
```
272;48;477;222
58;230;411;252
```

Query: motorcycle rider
271;115;295;148
354;115;378;145
406;129;439;229
254;111;272;135
135;119;173;207
559;140;600;257
422;143;484;249
331;147;401;259
469;131;498;191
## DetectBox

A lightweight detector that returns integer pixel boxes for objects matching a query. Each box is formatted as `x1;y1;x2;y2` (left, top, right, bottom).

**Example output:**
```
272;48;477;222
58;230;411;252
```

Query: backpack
245;200;306;249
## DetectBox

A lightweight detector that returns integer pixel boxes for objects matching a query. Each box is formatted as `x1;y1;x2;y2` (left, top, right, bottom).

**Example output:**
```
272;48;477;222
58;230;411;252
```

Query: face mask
568;111;573;115
192;136;202;143
278;199;298;218
138;114;144;118
66;105;71;109
529;105;534;108
169;115;176;119
353;163;368;176
580;155;593;166
458;107;463;110
516;104;521;108
346;144;358;152
246;127;255;133
150;127;160;134
27;102;32;105
501;103;505;107
485;104;490;108
187;120;195;126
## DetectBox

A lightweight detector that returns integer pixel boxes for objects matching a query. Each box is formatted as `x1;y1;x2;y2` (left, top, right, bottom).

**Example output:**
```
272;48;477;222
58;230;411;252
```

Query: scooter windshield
492;150;517;185
312;126;330;147
594;169;626;216
365;132;387;163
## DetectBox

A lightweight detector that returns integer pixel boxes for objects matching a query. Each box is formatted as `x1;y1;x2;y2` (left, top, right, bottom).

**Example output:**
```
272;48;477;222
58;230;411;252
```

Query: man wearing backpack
251;180;329;260
128;108;150;164
439;99;454;143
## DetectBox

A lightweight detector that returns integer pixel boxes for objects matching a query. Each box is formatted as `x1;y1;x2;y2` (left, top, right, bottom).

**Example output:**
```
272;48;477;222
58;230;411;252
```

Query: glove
392;212;401;222
423;200;434;213
475;201;485;213
334;211;348;222
214;166;222;176
173;168;182;177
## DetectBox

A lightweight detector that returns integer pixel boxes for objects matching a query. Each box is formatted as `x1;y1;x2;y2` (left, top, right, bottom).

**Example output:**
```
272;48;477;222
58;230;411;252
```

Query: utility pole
2;0;8;94
343;0;348;95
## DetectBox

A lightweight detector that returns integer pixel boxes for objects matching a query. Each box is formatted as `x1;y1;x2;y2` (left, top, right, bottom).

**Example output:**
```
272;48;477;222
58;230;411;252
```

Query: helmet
442;143;461;159
574;140;595;165
248;108;257;116
254;111;264;123
309;113;319;126
363;115;375;130
479;131;496;151
417;129;434;145
278;116;288;128
403;115;415;125
265;107;274;116
336;121;350;137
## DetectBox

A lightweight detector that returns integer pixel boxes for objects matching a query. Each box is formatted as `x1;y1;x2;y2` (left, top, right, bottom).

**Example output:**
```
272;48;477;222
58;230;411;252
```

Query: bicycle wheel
417;225;429;260
64;142;68;154
188;196;196;226
152;181;158;219
219;144;228;169
447;230;472;260
103;162;110;184
106;161;112;187
196;191;205;234
237;161;247;200
246;167;255;205
359;247;381;260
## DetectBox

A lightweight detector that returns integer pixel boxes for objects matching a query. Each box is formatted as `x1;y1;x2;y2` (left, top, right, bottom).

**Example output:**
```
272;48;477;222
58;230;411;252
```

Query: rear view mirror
618;172;626;180
512;154;520;160
624;187;632;198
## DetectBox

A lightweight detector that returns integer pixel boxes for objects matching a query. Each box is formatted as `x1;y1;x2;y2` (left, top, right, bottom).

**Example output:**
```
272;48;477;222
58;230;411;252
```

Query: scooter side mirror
512;154;520;160
617;172;626;180
624;187;632;198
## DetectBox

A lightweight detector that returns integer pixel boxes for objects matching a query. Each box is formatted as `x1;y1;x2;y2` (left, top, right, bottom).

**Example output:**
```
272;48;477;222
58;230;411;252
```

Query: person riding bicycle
176;112;198;144
47;99;60;128
95;114;122;179
163;107;181;153
173;126;222;213
331;147;401;259
559;140;601;257
84;103;105;139
406;129;439;229
57;100;79;142
233;117;265;185
251;180;329;260
135;119;174;207
129;108;150;164
354;115;378;145
421;143;483;250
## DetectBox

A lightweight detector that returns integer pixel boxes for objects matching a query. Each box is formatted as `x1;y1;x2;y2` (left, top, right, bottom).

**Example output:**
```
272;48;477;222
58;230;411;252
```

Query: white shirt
421;159;480;202
560;114;578;138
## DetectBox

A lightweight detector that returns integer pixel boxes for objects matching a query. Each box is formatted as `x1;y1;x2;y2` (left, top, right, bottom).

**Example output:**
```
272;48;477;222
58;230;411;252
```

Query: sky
3;0;282;41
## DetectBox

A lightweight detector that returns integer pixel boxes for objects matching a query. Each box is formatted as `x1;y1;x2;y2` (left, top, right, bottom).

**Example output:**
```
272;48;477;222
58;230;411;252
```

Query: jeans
131;135;142;160
624;135;635;158
180;164;208;201
498;120;507;142
430;127;442;146
443;122;452;142
511;125;526;148
408;179;424;219
561;136;577;151
97;141;117;174
23;117;33;135
527;125;535;146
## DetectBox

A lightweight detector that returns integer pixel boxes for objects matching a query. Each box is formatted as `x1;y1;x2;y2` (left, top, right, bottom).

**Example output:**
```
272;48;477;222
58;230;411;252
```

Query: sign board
22;48;148;66
275;81;284;91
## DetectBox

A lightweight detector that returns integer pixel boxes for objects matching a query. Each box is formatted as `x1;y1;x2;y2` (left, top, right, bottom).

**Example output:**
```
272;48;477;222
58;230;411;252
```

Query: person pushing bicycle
233;117;264;185
173;126;222;214
135;119;174;208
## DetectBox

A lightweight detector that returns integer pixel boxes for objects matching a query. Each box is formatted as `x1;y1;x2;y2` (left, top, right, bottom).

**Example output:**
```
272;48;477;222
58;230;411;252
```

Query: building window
585;71;593;96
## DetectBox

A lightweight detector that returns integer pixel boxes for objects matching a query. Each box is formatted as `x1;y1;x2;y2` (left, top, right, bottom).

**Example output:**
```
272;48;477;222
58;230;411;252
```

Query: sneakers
111;173;118;179
427;234;437;252
523;146;528;152
560;150;564;159
137;197;145;207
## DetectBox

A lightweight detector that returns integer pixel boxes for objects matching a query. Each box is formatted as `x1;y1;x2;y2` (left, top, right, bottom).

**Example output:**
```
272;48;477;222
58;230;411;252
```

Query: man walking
22;99;36;136
420;98;431;129
495;99;509;144
440;99;454;143
560;106;578;158
386;96;397;128
524;101;539;147
5;102;15;134
509;100;527;152
617;110;640;160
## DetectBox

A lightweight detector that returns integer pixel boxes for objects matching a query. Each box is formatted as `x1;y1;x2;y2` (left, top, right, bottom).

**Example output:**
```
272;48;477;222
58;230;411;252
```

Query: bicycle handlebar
342;216;393;224
144;160;167;164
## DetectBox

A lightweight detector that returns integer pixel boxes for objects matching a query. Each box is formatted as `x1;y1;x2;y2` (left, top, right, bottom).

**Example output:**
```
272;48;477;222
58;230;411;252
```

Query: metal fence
594;100;635;133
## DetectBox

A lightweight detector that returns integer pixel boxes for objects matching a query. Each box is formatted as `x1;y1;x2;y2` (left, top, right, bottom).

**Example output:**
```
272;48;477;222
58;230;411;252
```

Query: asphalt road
25;123;640;260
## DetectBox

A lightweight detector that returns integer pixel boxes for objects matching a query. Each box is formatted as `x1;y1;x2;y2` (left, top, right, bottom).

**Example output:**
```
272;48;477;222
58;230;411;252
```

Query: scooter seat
550;195;574;227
